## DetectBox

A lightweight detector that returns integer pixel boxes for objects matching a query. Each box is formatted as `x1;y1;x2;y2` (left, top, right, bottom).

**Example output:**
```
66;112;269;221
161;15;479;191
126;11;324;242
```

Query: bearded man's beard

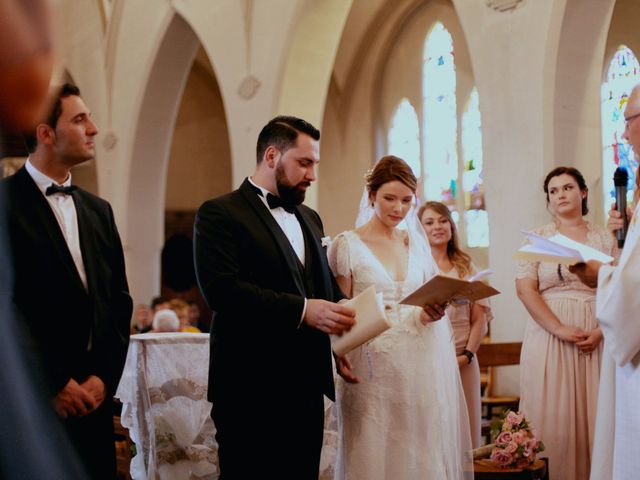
275;162;309;206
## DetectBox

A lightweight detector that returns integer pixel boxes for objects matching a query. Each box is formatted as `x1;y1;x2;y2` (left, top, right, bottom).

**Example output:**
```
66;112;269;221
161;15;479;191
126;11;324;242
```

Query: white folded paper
330;285;390;357
469;269;493;282
514;231;614;265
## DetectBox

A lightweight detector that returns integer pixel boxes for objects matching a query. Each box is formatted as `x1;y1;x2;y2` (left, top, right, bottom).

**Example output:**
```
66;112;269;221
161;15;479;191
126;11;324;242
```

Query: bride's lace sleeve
327;232;352;278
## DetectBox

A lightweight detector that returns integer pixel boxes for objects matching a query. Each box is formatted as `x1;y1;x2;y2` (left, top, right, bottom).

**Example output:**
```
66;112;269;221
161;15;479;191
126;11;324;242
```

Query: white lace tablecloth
115;333;218;480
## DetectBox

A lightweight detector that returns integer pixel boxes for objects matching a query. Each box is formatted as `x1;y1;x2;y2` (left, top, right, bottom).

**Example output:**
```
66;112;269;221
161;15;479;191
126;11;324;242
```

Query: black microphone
614;167;629;248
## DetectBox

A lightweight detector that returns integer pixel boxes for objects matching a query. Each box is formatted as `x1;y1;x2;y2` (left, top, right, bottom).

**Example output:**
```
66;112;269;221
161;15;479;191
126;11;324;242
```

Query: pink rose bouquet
489;410;545;468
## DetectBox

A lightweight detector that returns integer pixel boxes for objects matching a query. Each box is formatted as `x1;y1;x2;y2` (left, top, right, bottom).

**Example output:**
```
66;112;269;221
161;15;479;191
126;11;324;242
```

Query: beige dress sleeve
468;263;493;322
515;226;543;281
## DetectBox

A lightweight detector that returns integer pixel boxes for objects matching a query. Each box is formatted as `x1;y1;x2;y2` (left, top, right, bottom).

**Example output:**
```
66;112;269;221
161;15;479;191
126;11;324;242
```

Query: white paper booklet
513;231;614;265
469;269;493;282
330;285;390;357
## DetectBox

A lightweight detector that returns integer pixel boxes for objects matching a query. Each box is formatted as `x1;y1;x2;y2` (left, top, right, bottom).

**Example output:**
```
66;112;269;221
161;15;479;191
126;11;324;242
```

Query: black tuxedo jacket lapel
73;194;100;297
295;207;332;299
15;168;86;294
238;179;306;296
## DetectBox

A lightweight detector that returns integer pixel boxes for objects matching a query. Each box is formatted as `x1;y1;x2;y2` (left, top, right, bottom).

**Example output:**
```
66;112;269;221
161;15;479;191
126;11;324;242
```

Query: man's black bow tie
266;192;296;214
45;184;77;196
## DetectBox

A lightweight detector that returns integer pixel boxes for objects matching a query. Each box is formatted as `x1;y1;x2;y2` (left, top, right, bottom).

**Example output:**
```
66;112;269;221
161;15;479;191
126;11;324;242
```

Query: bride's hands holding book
335;354;360;384
420;303;446;324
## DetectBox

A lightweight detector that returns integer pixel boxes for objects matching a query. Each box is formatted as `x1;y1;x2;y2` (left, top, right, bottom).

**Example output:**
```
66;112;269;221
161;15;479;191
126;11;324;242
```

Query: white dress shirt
248;177;305;265
248;177;307;324
25;159;88;291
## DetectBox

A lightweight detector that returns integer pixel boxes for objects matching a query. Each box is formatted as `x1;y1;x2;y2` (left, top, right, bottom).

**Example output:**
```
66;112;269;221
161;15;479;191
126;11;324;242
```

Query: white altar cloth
116;333;218;480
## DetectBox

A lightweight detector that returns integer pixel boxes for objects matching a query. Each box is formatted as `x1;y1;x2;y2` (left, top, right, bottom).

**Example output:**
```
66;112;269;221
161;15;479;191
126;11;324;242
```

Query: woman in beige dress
419;200;491;448
516;166;618;480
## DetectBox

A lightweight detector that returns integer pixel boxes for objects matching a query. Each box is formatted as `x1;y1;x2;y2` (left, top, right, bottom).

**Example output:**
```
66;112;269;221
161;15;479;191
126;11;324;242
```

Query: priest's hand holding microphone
570;167;630;287
608;167;633;247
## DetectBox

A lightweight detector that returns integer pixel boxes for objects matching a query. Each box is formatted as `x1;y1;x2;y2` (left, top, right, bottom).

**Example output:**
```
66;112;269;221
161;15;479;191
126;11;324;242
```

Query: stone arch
275;0;354;208
318;0;427;235
276;0;353;128
317;0;475;236
552;0;616;223
125;12;231;306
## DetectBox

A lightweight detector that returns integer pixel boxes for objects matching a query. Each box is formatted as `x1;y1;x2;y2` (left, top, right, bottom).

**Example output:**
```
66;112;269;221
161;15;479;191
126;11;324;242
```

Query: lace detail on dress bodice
328;230;430;333
515;222;619;296
327;231;472;479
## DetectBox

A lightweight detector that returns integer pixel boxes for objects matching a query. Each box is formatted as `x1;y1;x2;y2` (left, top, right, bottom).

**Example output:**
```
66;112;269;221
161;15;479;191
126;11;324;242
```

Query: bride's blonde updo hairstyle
366;155;418;202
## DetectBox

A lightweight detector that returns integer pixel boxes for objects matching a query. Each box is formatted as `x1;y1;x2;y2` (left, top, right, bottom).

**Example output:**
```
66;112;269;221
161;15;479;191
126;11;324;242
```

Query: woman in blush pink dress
515;167;618;480
419;201;491;449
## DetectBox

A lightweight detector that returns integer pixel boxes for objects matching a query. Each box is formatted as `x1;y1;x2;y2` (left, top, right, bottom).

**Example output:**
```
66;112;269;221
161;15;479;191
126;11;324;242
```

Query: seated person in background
152;309;181;333
188;300;204;330
169;298;202;333
151;295;170;313
131;303;153;334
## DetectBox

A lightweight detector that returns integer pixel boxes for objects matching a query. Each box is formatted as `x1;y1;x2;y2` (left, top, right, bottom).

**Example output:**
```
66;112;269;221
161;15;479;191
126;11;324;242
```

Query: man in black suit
4;83;132;479
194;116;356;479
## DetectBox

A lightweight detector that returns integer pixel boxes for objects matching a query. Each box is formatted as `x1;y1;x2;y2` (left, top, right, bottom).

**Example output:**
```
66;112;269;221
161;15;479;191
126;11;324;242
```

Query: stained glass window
385;22;488;250
601;45;640;213
462;88;489;247
388;98;421;177
422;22;457;207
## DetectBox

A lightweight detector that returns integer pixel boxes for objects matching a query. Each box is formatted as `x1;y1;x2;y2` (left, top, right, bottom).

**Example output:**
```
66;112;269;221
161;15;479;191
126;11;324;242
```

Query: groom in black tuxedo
4;84;132;479
194;116;356;479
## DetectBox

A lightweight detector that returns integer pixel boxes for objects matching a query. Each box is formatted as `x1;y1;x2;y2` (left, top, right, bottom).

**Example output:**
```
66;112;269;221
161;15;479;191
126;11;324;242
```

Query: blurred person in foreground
0;1;88;479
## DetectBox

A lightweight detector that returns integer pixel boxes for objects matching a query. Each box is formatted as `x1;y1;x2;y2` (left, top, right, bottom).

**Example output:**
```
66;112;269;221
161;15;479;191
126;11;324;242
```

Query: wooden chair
113;415;133;480
476;342;522;443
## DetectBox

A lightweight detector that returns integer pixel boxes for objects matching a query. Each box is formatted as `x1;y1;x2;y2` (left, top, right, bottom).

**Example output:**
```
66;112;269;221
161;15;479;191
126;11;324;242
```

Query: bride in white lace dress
327;156;472;480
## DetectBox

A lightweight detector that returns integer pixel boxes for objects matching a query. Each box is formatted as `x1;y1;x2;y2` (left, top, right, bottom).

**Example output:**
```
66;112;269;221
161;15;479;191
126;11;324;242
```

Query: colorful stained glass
385;23;489;250
388;98;421;177
462;87;489;247
422;22;457;207
465;209;489;248
601;45;640;213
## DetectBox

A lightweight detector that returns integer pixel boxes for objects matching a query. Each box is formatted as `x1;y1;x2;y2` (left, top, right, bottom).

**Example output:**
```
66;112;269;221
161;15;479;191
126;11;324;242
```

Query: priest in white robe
571;84;640;480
